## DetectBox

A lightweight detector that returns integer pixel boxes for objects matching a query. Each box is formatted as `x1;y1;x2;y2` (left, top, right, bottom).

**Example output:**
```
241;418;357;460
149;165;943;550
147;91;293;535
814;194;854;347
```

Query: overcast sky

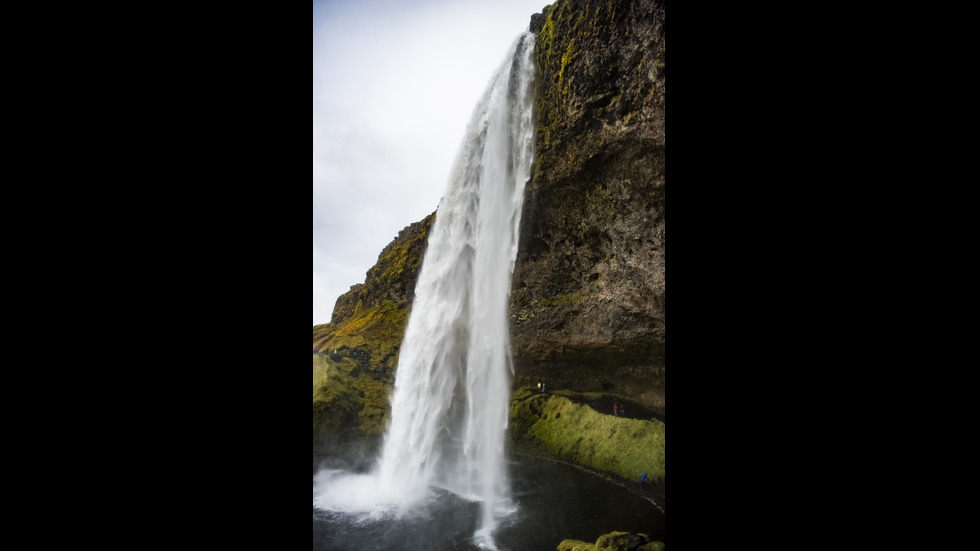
313;0;547;325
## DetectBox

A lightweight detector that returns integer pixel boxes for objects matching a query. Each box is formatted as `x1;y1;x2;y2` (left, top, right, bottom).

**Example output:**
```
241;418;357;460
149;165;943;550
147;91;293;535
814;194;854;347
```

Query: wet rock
513;0;665;402
557;531;664;551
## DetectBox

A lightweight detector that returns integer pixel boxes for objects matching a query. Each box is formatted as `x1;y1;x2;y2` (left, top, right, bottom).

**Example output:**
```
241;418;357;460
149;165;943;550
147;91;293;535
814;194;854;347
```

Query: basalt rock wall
511;0;665;402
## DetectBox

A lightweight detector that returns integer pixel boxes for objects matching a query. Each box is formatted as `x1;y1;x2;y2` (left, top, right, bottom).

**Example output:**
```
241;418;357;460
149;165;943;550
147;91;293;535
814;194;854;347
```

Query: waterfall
314;31;536;550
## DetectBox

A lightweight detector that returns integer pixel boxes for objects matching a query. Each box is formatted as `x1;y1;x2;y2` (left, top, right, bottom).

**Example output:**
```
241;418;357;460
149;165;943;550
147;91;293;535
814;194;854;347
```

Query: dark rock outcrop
511;0;665;402
330;212;436;328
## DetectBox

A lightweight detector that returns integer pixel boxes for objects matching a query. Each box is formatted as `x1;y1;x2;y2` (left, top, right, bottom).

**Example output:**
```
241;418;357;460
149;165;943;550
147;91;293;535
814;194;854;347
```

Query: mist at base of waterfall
313;451;665;551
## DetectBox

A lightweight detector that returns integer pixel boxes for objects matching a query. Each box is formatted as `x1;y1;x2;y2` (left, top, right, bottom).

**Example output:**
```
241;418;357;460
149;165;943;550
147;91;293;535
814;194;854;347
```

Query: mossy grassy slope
313;216;433;443
319;300;407;371
329;213;434;328
312;300;409;440
558;531;664;551
313;353;392;438
510;388;665;484
312;354;358;436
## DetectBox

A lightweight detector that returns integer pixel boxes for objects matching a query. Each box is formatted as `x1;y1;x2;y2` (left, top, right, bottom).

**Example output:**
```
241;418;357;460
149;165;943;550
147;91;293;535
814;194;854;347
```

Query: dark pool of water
313;450;665;551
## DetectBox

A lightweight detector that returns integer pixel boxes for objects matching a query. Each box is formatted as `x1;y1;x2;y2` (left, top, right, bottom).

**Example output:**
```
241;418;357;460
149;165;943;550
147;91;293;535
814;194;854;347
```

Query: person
537;382;542;392
620;405;626;417
614;404;619;416
640;472;649;485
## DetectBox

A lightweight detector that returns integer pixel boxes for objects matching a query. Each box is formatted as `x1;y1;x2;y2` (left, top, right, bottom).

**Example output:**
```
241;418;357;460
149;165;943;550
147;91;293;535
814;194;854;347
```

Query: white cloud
313;0;547;325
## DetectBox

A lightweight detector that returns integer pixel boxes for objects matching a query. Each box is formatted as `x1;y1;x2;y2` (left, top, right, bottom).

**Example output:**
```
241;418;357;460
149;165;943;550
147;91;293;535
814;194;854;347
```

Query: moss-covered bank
558;531;664;551
510;387;665;486
312;300;407;442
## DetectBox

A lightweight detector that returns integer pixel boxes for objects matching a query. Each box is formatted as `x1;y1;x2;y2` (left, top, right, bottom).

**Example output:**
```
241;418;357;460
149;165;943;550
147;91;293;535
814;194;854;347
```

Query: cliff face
314;0;665;441
329;211;436;330
313;213;435;441
314;212;435;377
512;0;665;401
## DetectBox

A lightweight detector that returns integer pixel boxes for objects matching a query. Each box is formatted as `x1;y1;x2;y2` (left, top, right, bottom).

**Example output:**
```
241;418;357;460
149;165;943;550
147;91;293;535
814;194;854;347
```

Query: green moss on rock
313;353;393;438
510;389;665;484
324;299;407;371
558;531;664;551
312;357;360;437
314;214;436;442
330;213;435;329
514;0;666;406
557;540;596;551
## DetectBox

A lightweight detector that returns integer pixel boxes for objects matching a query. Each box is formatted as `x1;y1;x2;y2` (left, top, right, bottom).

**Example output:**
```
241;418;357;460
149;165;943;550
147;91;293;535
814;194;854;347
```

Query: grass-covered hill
313;213;434;441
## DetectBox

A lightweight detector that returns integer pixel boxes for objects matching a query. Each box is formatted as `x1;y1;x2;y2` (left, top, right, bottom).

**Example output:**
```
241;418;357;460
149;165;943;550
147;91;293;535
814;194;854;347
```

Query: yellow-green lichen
558;531;664;551
313;352;394;438
324;300;407;370
541;291;587;306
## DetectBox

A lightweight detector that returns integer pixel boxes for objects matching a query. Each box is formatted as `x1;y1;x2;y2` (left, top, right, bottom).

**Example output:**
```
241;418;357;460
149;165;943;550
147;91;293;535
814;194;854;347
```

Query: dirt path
518;387;665;424
576;394;665;424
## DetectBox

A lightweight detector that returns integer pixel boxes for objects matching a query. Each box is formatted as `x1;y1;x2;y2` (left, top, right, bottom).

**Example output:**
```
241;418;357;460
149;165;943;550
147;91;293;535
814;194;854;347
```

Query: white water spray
314;32;536;549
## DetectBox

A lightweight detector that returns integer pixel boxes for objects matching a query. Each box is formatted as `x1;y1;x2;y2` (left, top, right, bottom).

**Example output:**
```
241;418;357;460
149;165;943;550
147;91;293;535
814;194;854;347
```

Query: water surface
313;452;665;551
